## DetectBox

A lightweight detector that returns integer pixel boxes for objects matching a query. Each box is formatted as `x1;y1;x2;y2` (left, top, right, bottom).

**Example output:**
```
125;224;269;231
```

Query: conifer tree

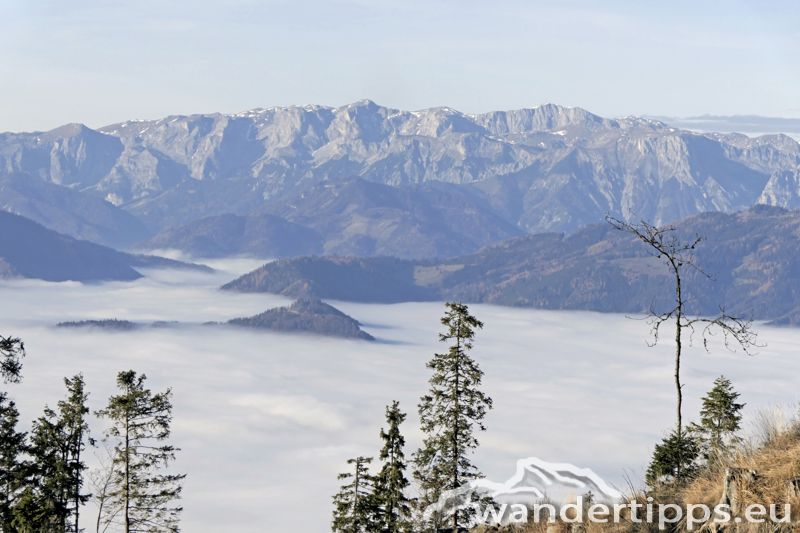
22;405;67;533
61;374;92;533
0;334;25;532
0;394;27;532
373;402;411;533
11;375;91;533
413;302;492;532
0;335;24;385
12;485;49;533
689;376;744;459
332;456;376;533
95;371;185;533
645;431;700;487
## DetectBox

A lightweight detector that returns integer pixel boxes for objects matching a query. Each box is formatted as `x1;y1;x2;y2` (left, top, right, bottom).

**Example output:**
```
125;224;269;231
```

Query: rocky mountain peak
2;102;799;244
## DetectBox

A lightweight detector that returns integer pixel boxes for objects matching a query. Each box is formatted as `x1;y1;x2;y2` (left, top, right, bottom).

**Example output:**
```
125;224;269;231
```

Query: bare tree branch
686;307;760;355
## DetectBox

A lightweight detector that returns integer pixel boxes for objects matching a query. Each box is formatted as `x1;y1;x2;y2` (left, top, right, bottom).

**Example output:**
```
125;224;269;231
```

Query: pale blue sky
1;0;798;132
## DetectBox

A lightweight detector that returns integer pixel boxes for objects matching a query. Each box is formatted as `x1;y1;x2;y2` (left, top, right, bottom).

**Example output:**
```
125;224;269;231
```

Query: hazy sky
2;0;799;132
2;260;799;532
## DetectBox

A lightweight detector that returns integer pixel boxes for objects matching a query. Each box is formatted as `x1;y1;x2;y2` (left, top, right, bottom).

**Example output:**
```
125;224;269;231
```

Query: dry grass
506;407;800;533
680;407;800;521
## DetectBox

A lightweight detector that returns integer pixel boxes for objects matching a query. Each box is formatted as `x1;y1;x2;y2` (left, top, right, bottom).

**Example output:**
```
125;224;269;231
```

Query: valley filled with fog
1;259;798;533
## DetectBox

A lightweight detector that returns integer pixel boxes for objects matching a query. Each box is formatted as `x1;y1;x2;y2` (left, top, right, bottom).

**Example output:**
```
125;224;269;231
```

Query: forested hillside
0;210;210;282
222;205;800;320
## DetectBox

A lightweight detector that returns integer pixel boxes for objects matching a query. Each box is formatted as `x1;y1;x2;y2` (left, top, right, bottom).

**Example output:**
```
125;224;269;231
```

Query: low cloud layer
650;115;800;139
0;260;798;532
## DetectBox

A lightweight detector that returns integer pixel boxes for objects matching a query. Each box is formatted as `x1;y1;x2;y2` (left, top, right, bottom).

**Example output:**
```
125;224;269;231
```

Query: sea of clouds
0;258;799;533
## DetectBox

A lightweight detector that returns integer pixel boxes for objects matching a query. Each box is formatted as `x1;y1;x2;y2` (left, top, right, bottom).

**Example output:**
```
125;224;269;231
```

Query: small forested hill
222;256;435;303
132;212;324;258
0;210;210;282
57;319;136;330
220;206;800;321
228;298;374;340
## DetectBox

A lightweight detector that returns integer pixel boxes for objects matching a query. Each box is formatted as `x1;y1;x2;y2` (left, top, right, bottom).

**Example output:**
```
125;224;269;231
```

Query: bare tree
89;441;122;533
605;215;759;472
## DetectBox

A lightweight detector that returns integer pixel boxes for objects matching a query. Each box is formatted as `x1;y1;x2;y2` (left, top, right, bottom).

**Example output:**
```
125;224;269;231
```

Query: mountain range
3;101;800;257
221;205;800;322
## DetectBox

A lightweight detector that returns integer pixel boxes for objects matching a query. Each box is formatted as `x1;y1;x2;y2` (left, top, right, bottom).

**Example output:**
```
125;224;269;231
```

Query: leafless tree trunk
124;418;130;533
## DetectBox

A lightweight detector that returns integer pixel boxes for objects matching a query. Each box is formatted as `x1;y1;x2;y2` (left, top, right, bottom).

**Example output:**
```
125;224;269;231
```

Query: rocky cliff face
3;101;799;239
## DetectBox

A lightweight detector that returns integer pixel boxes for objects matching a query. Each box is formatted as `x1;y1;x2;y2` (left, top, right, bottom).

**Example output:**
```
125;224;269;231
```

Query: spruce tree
689;376;744;459
413;302;492;532
332;456;376;533
645;431;700;487
22;405;67;533
12;486;49;533
373;402;411;533
12;375;91;533
60;374;92;533
0;334;25;532
95;371;185;533
0;335;24;385
0;393;27;532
